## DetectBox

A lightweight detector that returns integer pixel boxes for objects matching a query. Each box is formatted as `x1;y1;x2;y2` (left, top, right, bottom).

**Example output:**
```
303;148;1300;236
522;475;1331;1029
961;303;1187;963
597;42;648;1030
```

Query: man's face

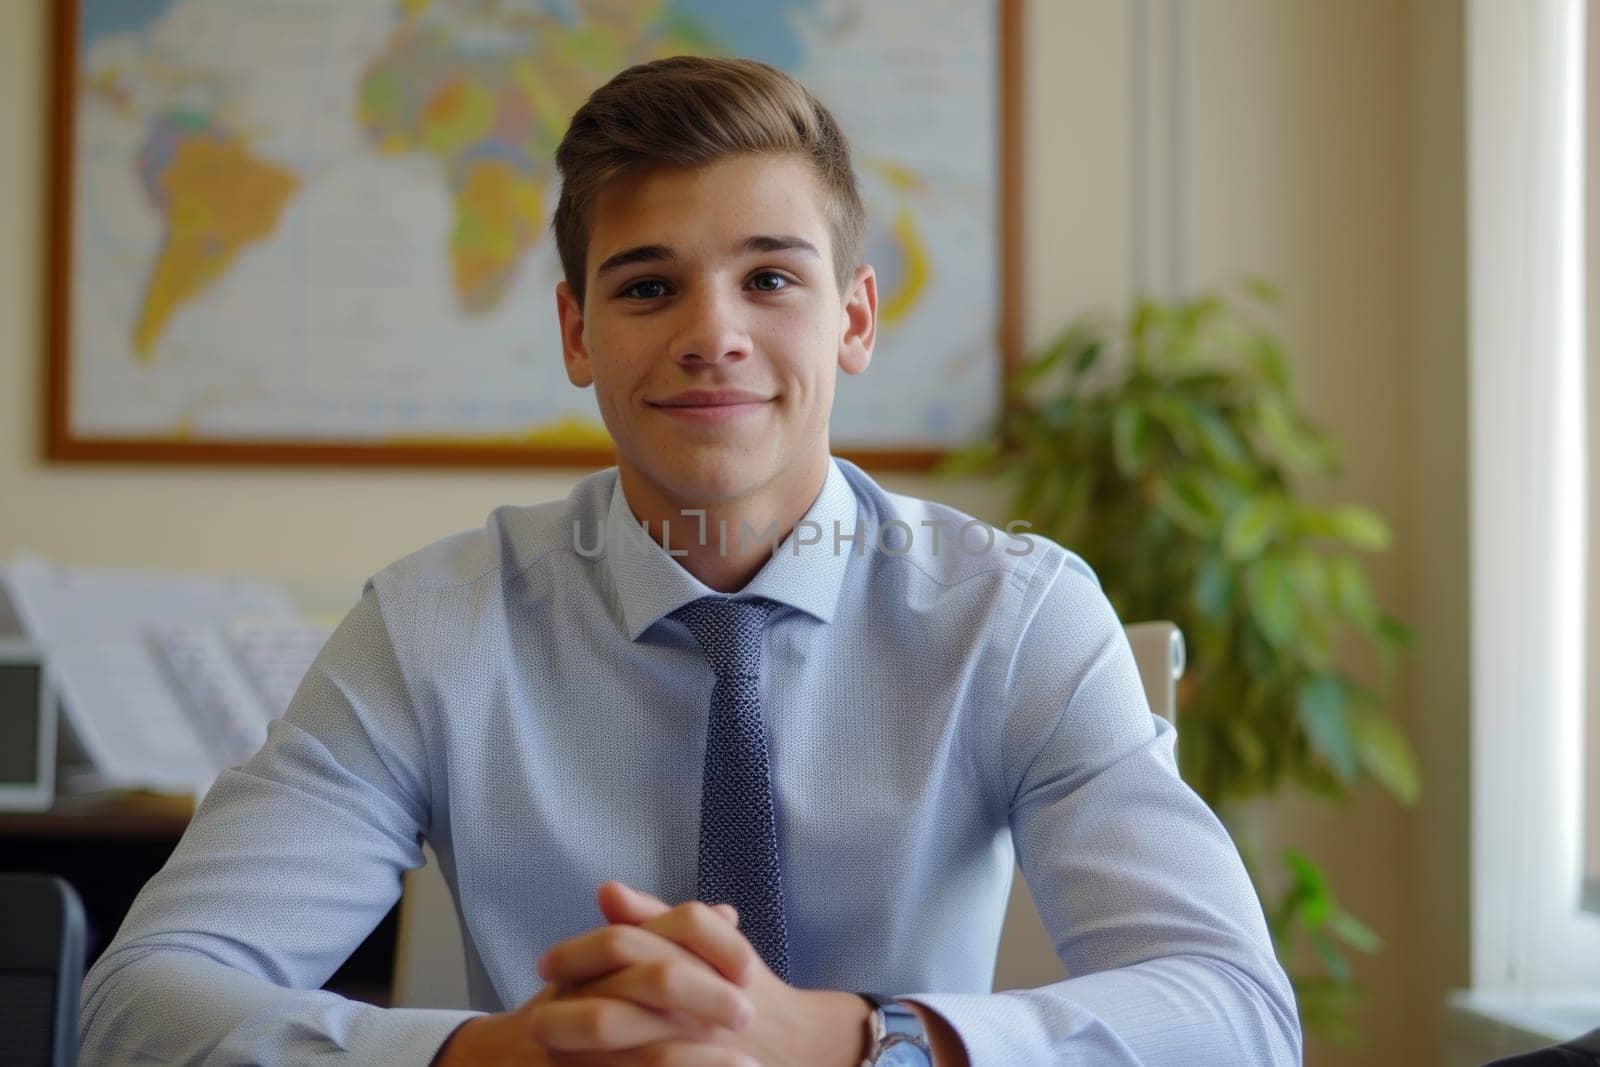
556;153;876;511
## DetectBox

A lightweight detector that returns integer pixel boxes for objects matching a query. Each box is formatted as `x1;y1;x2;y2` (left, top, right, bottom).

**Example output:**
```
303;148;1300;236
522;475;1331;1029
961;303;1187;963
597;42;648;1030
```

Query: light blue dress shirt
79;456;1302;1065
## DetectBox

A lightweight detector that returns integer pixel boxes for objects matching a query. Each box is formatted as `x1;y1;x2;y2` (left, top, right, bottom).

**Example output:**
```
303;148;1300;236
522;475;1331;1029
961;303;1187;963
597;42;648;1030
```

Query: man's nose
670;286;751;365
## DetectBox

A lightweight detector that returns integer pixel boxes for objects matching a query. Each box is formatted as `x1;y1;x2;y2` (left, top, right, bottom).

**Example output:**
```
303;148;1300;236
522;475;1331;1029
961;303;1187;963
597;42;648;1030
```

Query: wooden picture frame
45;0;1022;471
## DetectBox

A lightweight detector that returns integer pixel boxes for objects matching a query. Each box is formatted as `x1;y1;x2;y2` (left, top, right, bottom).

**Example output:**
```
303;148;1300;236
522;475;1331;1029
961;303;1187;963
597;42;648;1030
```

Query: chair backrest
1122;621;1185;724
391;621;1191;1008
0;874;86;1067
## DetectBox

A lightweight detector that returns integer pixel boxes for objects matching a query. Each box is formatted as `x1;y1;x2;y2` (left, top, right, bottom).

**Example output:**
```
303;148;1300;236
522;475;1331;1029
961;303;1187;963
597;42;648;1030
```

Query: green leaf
1224;496;1283;561
1379;615;1415;648
1327;907;1383;954
1251;338;1292;395
1074;341;1103;374
1309;929;1353;984
1286;549;1328;610
1329;557;1381;631
1226;717;1268;772
1145;393;1207;460
1190;402;1253;473
1191;554;1234;622
1016;330;1078;388
1291;758;1353;802
1297;674;1360;780
1254;394;1330;472
1244;276;1282;305
1330;505;1391;551
1348;704;1421;805
1162;298;1222;370
1038;396;1076;431
1284;848;1328;895
1112;403;1152;477
1244;555;1297;648
1153;480;1210;538
1129;299;1161;365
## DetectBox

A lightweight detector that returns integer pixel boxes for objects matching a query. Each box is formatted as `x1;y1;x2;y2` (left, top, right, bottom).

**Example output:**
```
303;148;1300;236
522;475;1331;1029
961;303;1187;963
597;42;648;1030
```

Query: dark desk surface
0;794;398;1006
0;793;192;838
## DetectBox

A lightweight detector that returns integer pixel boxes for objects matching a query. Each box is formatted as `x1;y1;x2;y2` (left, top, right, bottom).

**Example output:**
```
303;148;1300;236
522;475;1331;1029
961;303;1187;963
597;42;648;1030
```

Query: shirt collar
600;457;858;641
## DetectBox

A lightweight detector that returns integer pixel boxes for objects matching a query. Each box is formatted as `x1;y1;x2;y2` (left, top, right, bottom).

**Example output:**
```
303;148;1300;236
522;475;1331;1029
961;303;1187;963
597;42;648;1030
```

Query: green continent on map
133;111;298;359
357;0;716;315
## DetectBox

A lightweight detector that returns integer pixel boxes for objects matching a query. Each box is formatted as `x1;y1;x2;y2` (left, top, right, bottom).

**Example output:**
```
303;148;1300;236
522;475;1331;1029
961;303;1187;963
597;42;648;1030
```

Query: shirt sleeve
899;545;1303;1066
78;581;484;1065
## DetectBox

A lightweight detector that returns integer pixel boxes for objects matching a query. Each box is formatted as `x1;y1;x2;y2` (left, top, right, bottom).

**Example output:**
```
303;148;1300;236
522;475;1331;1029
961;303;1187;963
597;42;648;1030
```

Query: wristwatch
855;992;933;1067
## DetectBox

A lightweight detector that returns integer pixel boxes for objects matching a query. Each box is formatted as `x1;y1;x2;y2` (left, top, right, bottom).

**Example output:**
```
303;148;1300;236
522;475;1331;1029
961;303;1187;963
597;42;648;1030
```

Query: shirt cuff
894;995;978;1066
380;1008;486;1064
896;989;1129;1066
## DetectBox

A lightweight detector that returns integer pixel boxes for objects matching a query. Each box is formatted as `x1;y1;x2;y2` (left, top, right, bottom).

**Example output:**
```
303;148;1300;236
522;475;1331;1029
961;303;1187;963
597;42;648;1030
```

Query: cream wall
1186;3;1425;1064
0;2;1470;1064
1182;4;1471;1062
1408;0;1471;1057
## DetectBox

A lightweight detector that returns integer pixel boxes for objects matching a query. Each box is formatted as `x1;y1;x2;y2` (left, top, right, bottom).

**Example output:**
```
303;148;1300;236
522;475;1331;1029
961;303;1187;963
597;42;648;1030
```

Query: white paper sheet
0;553;300;795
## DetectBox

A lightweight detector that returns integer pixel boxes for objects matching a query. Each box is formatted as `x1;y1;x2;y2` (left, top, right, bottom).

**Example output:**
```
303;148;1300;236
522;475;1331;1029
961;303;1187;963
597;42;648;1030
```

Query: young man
80;58;1302;1065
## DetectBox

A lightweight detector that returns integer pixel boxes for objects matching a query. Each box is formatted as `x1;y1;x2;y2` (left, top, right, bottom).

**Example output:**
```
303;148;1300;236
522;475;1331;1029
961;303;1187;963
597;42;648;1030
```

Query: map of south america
132;111;298;359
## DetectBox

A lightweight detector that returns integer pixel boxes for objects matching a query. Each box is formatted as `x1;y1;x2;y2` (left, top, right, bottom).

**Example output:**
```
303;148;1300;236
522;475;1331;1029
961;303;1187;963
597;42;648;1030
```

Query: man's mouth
648;389;774;422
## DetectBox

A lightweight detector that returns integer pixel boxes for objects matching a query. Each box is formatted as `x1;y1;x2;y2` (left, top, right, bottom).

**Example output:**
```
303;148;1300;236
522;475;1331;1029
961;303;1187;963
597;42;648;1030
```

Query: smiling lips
648;389;774;422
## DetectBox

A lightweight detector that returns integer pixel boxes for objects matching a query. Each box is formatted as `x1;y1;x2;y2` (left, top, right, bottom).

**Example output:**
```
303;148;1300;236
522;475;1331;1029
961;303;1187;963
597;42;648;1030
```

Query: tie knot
671;596;779;677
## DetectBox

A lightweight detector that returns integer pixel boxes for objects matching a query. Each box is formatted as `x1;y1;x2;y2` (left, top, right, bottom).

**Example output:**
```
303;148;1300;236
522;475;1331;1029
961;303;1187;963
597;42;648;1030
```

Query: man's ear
838;264;877;376
556;280;593;388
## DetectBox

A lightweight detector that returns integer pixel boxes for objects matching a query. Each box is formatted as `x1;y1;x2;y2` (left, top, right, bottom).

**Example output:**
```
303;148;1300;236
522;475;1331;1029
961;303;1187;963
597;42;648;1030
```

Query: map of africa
69;0;1000;450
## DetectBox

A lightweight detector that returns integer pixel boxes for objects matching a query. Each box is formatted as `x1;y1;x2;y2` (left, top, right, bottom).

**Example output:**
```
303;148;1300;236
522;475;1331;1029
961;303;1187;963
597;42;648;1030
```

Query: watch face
879;1043;933;1067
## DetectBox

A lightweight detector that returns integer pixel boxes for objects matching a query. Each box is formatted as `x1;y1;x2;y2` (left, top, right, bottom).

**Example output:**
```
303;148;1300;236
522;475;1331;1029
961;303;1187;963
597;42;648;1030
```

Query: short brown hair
552;56;865;306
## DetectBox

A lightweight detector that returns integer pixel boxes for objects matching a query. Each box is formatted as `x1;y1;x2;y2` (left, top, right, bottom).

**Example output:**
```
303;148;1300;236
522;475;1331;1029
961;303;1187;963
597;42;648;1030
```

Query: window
1467;0;1600;993
1584;0;1600;920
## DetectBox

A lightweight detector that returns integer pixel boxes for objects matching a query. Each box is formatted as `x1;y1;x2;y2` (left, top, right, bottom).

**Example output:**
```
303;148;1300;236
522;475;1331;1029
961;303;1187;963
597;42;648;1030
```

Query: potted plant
941;285;1418;1047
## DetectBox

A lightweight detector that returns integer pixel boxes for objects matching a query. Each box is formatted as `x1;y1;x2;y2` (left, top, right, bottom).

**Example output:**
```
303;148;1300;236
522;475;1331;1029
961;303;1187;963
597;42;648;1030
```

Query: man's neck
619;453;831;594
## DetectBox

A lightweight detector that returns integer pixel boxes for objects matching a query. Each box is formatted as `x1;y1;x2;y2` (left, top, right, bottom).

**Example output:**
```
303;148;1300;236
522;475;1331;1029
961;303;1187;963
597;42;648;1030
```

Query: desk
0;795;400;1005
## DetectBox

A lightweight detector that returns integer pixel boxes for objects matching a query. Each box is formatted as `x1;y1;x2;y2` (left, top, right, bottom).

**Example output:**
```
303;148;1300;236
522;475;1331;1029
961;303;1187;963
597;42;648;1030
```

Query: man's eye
621;279;668;300
749;272;791;292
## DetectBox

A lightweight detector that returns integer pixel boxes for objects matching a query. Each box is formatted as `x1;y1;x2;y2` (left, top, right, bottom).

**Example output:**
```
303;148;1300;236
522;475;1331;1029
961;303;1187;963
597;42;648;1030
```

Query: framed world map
46;0;1021;469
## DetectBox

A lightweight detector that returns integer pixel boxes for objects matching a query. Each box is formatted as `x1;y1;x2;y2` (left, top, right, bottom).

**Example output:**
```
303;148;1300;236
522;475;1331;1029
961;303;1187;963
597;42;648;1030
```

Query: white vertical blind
1583;0;1600;918
1467;0;1599;988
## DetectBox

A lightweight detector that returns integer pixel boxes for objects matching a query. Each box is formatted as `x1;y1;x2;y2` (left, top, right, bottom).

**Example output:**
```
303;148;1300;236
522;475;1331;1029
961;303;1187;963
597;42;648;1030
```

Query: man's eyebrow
593;244;674;281
739;234;821;258
592;235;821;281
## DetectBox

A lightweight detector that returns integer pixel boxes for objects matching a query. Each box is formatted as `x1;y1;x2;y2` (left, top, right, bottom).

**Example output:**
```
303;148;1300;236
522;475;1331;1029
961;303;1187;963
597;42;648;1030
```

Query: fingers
540;900;760;989
576;957;755;1034
595;883;739;934
595;882;669;927
527;890;761;1060
529;993;692;1051
518;982;759;1066
537;925;693;986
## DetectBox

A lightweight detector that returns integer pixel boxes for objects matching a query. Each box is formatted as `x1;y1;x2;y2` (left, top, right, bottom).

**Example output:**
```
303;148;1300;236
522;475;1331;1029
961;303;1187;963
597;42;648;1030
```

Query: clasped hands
435;881;869;1066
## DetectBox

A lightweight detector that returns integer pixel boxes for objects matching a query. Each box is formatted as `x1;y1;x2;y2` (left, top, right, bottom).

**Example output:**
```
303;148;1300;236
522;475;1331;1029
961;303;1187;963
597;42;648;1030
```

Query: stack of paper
0;553;302;797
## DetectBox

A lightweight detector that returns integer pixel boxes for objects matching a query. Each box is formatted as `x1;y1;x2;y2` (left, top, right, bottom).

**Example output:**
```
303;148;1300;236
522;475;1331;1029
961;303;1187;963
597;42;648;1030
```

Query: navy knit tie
670;595;791;982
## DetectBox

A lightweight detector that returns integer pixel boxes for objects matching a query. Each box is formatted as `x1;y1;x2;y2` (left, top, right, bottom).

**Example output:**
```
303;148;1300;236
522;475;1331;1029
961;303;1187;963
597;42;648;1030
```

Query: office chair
389;621;1187;1008
1483;1027;1600;1065
0;874;87;1067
